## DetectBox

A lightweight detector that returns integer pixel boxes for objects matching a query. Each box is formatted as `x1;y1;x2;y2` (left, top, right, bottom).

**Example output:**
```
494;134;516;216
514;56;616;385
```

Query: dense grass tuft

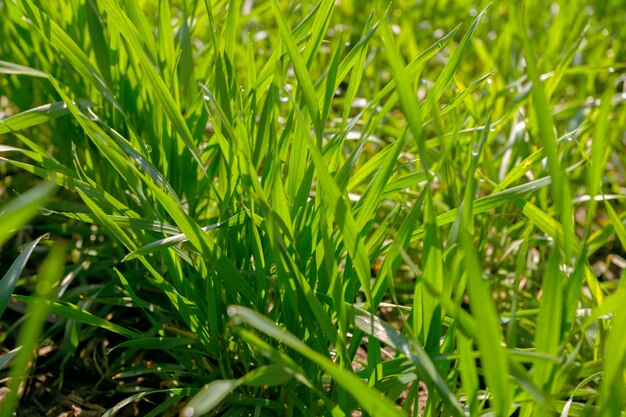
1;0;626;416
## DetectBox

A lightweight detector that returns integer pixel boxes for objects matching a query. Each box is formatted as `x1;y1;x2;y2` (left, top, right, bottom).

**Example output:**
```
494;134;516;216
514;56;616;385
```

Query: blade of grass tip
251;0;322;93
227;305;406;417
6;132;66;167
193;384;248;416
48;80;155;212
517;3;574;259
0;59;48;78
0;234;48;318
109;337;197;352
437;71;497;119
0;244;64;417
1;156;142;219
0;181;56;248
0;347;22;370
98;0;205;173
0;102;73;134
180;375;284;417
270;0;321;141
420;4;492;120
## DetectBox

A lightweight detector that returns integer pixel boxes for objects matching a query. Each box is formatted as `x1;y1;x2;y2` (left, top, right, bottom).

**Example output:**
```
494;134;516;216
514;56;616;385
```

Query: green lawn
1;0;625;416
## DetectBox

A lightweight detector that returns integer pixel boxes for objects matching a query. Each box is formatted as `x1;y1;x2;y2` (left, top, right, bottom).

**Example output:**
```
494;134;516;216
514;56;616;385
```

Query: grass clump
1;0;626;416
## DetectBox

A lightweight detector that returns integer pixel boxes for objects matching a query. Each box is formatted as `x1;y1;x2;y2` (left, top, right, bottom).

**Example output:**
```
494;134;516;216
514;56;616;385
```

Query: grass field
1;0;626;416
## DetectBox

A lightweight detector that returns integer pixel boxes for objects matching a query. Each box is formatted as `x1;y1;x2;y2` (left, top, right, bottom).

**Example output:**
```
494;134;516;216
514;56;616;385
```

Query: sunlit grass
1;0;626;416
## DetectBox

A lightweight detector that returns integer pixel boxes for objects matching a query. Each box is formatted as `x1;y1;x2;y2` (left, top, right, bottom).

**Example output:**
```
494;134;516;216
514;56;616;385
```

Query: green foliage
1;0;625;416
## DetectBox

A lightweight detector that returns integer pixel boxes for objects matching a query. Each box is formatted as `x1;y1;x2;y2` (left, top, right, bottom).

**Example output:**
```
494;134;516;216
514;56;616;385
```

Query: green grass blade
14;0;119;110
517;3;574;258
85;0;112;86
377;12;428;170
1;245;64;417
123;212;249;261
99;0;205;172
296;114;373;306
13;295;141;339
270;0;321;138
228;305;406;417
420;5;492;118
0;181;56;248
0;59;48;78
0;102;72;134
596;282;626;416
460;230;511;416
419;188;444;353
532;250;564;393
182;379;242;417
604;198;626;250
583;86;613;238
349;305;465;417
109;337;197;352
0;347;21;370
0;234;47;318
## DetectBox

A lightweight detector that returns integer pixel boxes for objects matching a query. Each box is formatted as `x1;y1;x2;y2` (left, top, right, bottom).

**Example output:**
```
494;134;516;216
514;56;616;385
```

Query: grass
1;0;625;416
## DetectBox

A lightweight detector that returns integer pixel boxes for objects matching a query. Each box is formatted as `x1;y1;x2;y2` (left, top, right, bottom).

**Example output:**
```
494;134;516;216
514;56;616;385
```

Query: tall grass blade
0;234;47;318
0;181;56;248
0;245;65;417
228;305;405;416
